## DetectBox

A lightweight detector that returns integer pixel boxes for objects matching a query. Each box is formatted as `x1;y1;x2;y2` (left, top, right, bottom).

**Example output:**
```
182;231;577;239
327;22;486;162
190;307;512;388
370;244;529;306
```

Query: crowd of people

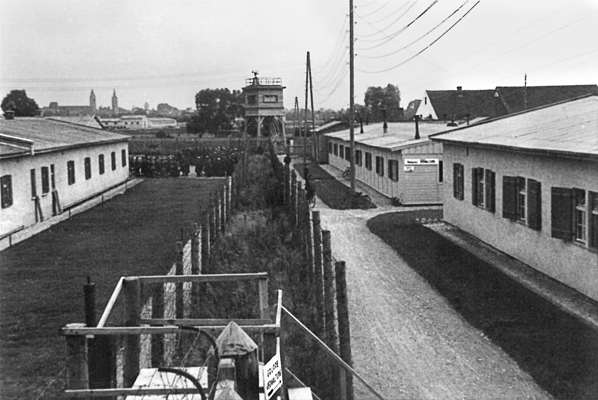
129;146;243;178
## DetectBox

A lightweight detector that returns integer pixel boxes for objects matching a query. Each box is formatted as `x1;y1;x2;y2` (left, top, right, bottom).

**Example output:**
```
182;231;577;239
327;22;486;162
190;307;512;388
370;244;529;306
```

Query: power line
358;0;439;51
358;0;481;73
360;0;469;59
314;16;349;72
316;52;349;90
358;0;394;18
357;1;415;38
315;43;349;87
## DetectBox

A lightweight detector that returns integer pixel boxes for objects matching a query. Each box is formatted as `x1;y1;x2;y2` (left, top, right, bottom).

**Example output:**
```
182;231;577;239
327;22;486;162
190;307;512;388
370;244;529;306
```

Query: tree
1;90;39;117
193;88;244;134
363;84;402;122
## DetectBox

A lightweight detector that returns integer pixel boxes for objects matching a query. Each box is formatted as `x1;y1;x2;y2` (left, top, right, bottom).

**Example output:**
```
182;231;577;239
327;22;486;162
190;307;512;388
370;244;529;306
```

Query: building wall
0;142;129;236
327;137;443;204
442;143;598;301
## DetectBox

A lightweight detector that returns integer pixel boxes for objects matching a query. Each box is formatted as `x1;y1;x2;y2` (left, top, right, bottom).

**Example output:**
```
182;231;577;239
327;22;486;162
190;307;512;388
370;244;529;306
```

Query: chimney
3;110;15;120
466;113;470;126
414;115;420;140
383;121;388;134
457;85;462;91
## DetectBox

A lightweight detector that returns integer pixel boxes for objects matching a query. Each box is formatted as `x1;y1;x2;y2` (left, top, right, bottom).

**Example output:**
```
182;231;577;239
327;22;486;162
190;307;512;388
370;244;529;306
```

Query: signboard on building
404;158;439;165
264;352;283;399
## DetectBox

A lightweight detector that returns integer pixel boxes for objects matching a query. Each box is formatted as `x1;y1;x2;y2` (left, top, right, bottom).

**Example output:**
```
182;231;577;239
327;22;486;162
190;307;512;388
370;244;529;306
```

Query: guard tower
242;71;286;139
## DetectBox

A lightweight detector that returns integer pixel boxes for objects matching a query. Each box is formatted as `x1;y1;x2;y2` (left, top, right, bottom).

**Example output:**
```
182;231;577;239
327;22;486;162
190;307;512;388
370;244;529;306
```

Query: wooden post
290;172;297;225
191;223;200;275
258;278;269;362
220;186;226;233
123;278;141;387
84;277;96;327
151;283;164;367
65;323;89;396
311;211;330;338
227;176;232;219
201;215;211;274
175;241;184;320
323;232;340;396
209;201;216;243
335;261;354;400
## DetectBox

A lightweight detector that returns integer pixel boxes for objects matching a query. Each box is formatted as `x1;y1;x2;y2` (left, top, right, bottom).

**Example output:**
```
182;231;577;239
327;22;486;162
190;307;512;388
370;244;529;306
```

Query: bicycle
342;166;351;179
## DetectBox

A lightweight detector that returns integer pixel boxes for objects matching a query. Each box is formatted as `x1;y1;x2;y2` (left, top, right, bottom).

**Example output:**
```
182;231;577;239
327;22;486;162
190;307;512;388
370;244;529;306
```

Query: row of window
452;163;597;249
329;142;442;183
246;94;279;105
0;149;127;210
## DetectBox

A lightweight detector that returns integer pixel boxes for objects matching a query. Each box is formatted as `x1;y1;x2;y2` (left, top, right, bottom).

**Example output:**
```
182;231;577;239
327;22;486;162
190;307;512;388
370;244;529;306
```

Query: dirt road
319;207;552;400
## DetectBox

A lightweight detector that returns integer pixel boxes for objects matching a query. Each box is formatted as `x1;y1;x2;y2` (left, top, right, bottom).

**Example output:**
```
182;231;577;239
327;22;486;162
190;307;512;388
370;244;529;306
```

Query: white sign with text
264;352;283;399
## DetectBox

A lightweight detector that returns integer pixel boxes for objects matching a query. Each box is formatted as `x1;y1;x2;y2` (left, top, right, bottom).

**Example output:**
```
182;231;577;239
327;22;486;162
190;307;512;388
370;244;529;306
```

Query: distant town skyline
1;0;597;111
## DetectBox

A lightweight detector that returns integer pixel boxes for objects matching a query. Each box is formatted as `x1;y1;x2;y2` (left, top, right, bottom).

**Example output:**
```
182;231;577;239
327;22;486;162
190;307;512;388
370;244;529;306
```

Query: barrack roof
0;117;128;159
431;95;598;159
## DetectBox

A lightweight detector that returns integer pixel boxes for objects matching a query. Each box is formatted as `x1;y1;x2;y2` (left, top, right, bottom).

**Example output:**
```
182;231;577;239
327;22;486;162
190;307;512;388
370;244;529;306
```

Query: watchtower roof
244;77;283;87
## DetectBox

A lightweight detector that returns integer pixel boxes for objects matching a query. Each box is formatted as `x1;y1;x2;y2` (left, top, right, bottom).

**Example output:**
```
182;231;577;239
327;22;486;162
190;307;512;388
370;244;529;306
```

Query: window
50;164;55;189
375;156;384;176
333;144;338;156
484;169;496;213
121;149;127;167
263;95;278;103
1;175;13;208
574;189;587;243
344;146;351;161
30;169;37;197
41;166;50;194
339;145;344;158
328;142;332;154
67;161;76;185
99;154;105;175
355;150;362;167
438;160;443;183
472;167;484;207
247;95;257;105
111;152;116;170
503;176;526;221
590;192;598;249
517;177;526;222
84;157;92;180
365;152;372;170
388;159;399;181
453;163;464;200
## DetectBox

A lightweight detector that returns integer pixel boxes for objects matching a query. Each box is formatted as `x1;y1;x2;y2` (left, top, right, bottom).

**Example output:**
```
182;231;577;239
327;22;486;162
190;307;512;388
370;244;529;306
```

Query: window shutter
551;187;573;240
502;176;518;220
485;170;496;212
590;213;598;249
471;168;478;205
527;179;542;230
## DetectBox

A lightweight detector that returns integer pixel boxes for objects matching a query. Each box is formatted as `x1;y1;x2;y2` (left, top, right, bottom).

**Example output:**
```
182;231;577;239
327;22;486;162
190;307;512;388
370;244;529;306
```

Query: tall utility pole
349;0;356;191
308;57;316;162
304;51;310;167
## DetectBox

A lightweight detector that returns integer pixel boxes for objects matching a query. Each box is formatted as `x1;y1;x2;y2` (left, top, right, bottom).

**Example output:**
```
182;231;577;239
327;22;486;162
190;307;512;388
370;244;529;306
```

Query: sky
1;0;597;111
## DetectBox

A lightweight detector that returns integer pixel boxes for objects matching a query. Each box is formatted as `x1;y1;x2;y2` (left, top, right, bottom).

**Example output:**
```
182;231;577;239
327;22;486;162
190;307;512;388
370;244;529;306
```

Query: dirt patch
294;162;376;210
368;213;598;399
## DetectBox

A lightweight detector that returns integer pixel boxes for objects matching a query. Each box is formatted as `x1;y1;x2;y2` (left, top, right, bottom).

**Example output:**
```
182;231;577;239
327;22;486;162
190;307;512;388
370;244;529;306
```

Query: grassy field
294;162;376;209
368;213;598;400
0;178;224;399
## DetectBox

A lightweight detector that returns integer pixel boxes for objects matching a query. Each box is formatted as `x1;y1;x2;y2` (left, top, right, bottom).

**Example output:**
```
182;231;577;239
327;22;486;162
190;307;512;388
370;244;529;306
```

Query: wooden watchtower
242;72;286;139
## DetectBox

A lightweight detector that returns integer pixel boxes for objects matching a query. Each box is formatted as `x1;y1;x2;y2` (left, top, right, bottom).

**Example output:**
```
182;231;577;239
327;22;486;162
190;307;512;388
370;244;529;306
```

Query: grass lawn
294;162;375;209
368;212;598;400
0;178;224;399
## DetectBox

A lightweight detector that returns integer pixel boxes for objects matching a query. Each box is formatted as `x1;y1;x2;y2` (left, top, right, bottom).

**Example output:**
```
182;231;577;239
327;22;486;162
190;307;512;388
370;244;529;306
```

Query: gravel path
319;207;552;400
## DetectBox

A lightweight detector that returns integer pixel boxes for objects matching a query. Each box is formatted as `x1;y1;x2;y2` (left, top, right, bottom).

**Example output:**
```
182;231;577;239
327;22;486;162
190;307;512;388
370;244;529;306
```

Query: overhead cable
360;0;469;59
358;0;439;50
358;0;481;73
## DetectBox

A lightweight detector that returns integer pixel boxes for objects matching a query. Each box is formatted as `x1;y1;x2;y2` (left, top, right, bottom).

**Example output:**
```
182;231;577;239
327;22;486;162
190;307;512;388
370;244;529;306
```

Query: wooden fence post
220;186;226;233
311;211;326;339
65;323;89;397
227;176;233;219
191;223;200;275
290;172;297;226
258;277;269;362
175;241;184;320
335;261;354;400
151;282;164;367
123;277;141;387
201;214;211;274
209;201;216;243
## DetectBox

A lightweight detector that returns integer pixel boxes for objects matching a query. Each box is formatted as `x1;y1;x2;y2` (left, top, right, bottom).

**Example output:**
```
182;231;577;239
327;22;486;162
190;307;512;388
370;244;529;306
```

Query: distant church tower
89;89;96;114
111;89;119;115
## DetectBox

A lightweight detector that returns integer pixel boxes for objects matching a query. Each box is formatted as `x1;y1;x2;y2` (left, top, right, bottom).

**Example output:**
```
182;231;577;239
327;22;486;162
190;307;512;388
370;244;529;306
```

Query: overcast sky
1;0;597;111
